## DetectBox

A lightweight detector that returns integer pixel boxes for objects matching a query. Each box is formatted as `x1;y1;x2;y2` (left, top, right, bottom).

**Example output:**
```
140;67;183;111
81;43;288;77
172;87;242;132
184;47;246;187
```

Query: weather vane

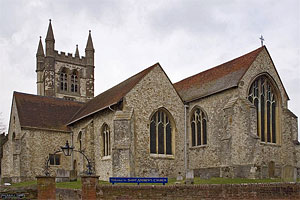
259;35;264;46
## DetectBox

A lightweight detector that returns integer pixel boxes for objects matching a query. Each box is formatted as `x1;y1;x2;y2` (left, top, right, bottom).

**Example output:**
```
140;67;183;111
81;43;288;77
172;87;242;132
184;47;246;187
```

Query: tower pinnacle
75;44;80;57
36;36;44;56
45;19;55;57
46;19;55;42
85;30;94;51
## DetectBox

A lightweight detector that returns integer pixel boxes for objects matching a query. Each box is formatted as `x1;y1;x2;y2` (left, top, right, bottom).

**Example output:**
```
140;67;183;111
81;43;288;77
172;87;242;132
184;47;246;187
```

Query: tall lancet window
248;75;277;143
150;109;174;155
191;108;207;147
60;70;68;91
71;71;79;93
102;124;110;157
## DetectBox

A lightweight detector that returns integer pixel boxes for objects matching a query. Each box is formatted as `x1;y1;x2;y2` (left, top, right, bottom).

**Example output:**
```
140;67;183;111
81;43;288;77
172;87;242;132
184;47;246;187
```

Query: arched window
60;70;68;91
102;124;110;157
77;131;82;150
248;75;277;143
190;108;207;146
71;71;79;93
150;109;173;155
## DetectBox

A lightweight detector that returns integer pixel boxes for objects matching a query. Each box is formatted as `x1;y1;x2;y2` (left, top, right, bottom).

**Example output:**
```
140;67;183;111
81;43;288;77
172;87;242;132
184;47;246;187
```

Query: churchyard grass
9;177;295;188
10;180;36;187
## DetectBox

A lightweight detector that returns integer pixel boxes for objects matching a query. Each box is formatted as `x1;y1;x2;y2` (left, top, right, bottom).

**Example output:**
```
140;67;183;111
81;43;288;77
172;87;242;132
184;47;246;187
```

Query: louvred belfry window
191;108;207;147
60;72;68;91
248;75;277;143
71;72;78;93
150;109;173;155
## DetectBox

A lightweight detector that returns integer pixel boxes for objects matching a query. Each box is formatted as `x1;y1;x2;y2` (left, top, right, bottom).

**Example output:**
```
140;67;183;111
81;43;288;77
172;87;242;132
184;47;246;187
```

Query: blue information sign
109;177;168;185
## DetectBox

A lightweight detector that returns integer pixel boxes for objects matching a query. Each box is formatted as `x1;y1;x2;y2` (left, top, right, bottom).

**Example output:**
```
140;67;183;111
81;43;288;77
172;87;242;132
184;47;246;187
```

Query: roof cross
259;35;264;46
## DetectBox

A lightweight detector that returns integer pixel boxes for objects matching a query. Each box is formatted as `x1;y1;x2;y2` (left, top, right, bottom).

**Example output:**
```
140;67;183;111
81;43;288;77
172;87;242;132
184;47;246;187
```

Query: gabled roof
14;92;83;132
174;46;264;102
68;63;158;124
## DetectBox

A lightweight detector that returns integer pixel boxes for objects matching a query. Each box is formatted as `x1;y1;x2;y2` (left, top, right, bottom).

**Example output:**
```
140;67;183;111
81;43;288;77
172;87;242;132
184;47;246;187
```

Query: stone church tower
36;20;95;102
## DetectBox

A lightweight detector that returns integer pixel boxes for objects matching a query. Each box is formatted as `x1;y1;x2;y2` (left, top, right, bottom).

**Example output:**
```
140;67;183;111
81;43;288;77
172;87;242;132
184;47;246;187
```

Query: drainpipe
71;131;74;170
184;104;189;176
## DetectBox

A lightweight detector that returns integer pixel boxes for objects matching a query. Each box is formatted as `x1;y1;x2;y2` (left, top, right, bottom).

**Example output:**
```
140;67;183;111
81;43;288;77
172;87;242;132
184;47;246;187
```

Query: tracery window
150;109;173;155
102;124;110;157
248;75;277;143
191;108;207;146
71;72;78;93
60;71;68;91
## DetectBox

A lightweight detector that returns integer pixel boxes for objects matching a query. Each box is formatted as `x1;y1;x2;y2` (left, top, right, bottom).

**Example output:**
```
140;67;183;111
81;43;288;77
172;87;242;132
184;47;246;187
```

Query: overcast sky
0;0;299;137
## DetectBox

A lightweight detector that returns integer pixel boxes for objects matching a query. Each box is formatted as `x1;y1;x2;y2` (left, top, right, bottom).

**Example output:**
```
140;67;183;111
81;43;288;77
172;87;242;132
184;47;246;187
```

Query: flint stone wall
124;66;185;178
71;109;115;181
188;49;298;178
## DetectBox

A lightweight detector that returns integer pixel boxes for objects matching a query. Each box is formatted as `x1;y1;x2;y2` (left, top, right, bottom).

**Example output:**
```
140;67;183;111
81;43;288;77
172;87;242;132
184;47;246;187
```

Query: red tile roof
14;92;83;132
174;46;264;102
68;63;158;124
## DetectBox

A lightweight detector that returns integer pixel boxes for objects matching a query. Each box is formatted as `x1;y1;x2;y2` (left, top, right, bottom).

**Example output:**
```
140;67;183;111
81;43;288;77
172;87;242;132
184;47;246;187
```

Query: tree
0;112;6;133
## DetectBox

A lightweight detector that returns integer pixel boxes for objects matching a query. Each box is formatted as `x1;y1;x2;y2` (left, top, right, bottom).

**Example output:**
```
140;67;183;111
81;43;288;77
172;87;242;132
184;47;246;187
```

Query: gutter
67;101;119;126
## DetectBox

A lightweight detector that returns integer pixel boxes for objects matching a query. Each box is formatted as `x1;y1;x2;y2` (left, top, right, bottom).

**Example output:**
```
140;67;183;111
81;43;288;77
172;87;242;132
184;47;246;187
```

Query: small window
78;131;82;150
102;124;110;157
191;108;207;147
49;154;60;165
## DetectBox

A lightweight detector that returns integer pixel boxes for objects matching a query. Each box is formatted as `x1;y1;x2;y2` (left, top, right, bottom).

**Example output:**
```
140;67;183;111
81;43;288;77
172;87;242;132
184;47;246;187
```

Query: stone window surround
149;107;176;157
189;144;208;150
101;155;111;161
189;106;208;147
247;73;282;145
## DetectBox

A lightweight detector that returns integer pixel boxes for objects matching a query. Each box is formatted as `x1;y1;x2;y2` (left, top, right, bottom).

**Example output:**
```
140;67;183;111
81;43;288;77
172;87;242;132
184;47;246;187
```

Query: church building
1;21;299;183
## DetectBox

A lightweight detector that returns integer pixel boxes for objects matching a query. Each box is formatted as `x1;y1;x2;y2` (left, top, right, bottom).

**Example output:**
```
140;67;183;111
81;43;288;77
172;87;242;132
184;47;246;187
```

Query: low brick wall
0;185;37;199
97;183;300;199
56;188;81;200
0;183;299;199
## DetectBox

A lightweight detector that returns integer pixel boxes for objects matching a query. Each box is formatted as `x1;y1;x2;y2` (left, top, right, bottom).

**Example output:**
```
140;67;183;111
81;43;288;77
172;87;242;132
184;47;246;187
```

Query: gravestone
281;165;297;182
176;175;183;181
56;169;70;182
185;169;194;184
149;168;159;177
249;166;257;179
69;170;77;181
268;161;275;178
175;174;183;184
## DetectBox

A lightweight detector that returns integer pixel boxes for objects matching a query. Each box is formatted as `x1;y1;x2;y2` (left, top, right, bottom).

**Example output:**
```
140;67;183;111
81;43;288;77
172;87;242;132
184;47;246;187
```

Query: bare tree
0;112;6;133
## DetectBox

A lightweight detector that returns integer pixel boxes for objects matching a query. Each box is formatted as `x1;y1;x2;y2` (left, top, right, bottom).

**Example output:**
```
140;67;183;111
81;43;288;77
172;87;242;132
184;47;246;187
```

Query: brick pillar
36;176;56;200
81;176;99;200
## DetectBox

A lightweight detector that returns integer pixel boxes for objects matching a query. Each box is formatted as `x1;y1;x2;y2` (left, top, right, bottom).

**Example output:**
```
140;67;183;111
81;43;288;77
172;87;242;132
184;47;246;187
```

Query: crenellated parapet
54;50;86;66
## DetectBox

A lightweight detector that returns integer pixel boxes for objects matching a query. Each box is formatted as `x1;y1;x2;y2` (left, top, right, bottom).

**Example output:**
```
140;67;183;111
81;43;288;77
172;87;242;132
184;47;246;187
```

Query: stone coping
81;175;100;178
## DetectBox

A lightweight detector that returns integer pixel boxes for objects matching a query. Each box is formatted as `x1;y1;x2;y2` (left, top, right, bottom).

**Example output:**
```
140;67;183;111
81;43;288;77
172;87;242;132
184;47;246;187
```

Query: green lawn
9;177;296;189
